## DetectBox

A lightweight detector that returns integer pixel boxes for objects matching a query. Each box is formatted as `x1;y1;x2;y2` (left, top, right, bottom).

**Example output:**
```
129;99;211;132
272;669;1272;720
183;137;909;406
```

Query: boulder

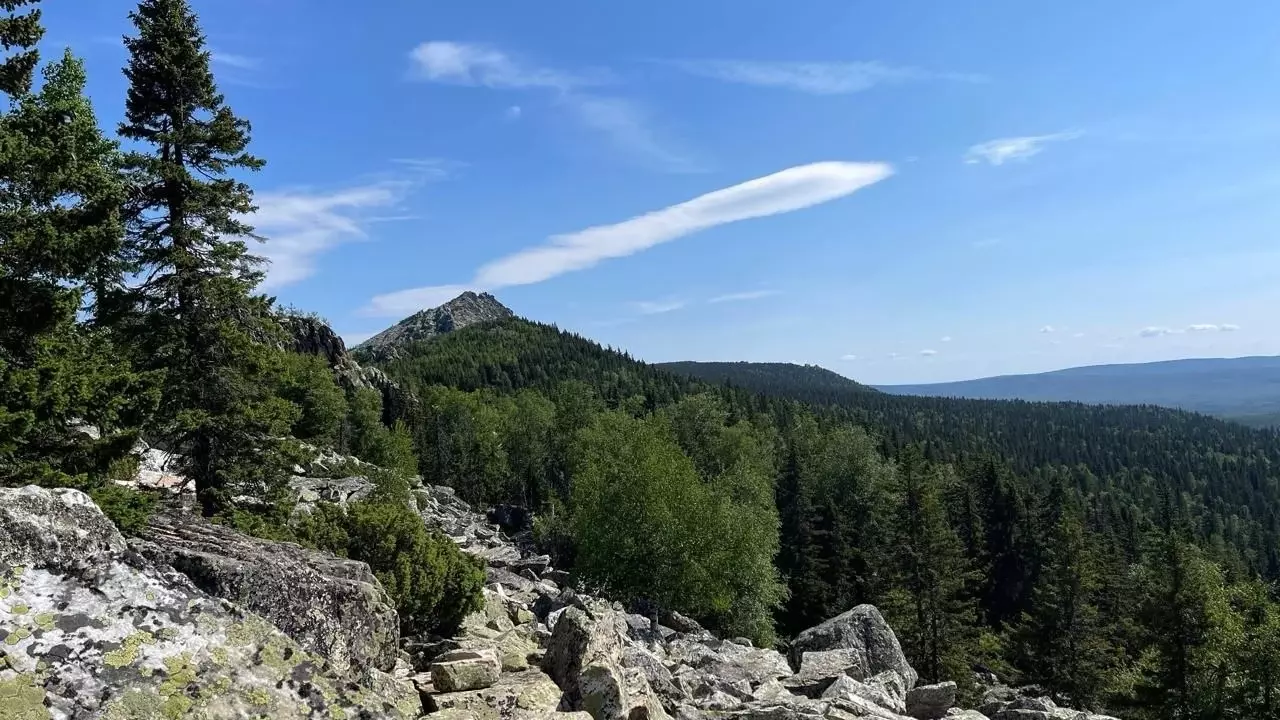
432;648;503;692
133;507;400;681
823;672;908;714
790;605;918;689
0;485;413;718
906;681;957;719
542;606;669;720
945;712;991;720
783;649;867;696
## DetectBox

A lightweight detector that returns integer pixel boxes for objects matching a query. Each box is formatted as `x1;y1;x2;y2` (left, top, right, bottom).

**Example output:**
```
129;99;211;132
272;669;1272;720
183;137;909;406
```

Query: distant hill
658;361;878;406
877;356;1280;427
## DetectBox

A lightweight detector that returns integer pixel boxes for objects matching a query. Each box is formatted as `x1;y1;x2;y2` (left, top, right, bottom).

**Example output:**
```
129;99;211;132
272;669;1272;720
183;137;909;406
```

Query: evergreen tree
883;447;979;686
0;0;41;97
1;23;145;489
1013;494;1111;707
109;0;295;514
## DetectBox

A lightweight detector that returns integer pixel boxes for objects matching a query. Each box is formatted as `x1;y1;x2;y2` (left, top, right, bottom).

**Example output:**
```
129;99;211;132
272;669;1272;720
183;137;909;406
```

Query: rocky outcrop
905;681;956;719
0;485;416;719
789;604;919;691
133;508;401;680
355;291;515;361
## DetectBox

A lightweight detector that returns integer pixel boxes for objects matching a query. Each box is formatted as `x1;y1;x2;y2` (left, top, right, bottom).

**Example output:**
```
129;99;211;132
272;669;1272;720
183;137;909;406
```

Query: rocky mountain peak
355;291;514;360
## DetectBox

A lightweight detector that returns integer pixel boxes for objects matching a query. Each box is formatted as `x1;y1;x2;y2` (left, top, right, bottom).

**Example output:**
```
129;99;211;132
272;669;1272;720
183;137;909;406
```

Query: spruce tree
1013;496;1111;707
1;5;144;489
883;447;980;686
110;0;296;515
0;0;41;97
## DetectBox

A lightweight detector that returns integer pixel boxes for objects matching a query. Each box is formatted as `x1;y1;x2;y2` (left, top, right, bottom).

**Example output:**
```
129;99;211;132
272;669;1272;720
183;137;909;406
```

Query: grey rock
790;604;919;690
0;485;416;719
432;648;503;692
823;672;908;714
783;648;867;696
906;681;957;719
133;507;400;681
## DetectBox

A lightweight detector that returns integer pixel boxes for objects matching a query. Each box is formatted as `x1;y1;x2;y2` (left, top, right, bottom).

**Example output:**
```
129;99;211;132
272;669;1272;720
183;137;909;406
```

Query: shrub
294;497;485;636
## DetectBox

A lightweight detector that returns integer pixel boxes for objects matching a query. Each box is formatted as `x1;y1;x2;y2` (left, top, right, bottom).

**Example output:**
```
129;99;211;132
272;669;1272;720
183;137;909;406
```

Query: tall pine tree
110;0;296;515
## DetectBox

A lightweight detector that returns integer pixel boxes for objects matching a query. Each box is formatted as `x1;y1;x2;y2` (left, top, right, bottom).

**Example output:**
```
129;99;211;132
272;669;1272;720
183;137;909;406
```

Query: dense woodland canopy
6;1;1280;718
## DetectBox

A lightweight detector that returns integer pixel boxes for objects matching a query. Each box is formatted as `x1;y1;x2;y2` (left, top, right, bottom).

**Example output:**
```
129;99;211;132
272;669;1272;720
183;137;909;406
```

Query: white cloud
920;349;938;356
841;354;859;361
888;352;900;359
506;105;523;120
940;336;953;343
1187;323;1241;333
1040;325;1055;334
361;284;476;318
708;289;781;303
965;130;1083;166
666;59;985;95
1139;323;1241;338
971;238;1003;249
363;161;893;316
1073;332;1086;338
631;299;686;315
409;41;604;90
252;184;406;289
389;157;457;180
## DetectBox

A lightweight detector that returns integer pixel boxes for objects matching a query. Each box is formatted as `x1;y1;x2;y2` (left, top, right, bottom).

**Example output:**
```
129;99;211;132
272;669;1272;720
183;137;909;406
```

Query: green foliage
569;408;784;645
88;482;157;536
295;498;486;636
344;387;418;475
1;43;148;490
103;0;301;516
881;448;980;689
276;351;347;445
0;0;43;96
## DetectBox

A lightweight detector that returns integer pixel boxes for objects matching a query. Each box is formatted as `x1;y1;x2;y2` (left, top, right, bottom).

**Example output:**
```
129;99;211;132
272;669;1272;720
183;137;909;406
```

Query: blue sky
41;0;1280;384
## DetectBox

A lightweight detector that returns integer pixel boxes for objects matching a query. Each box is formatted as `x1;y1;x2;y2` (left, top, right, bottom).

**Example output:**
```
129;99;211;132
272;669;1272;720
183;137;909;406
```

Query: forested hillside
364;314;1280;718
658;361;878;400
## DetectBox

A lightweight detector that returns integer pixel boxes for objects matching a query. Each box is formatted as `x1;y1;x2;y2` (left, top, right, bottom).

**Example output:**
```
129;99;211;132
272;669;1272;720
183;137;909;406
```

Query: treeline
372;317;1280;718
0;0;482;635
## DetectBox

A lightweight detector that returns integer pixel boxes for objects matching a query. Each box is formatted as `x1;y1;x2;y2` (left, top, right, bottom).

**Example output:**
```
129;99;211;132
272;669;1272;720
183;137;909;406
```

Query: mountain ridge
876;355;1280;426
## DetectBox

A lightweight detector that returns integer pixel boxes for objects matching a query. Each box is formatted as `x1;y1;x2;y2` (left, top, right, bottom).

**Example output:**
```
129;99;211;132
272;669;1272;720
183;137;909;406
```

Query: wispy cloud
920;349;939;357
252;184;406;289
971;238;1003;249
630;299;687;315
666;59;986;95
211;51;260;70
1040;325;1056;334
1073;332;1086;338
1139;323;1240;338
362;161;893;317
940;336;953;343
841;354;859;361
389;157;458;179
566;96;702;173
409;41;692;171
708;289;782;304
965;130;1083;166
409;41;606;90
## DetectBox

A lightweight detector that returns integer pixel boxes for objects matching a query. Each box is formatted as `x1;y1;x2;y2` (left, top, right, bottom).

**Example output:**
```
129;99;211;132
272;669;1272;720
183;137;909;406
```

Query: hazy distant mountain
877;356;1280;426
